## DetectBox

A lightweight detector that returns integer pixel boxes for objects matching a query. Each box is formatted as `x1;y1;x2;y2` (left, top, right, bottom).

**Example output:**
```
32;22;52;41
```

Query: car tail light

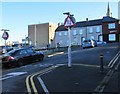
8;56;14;60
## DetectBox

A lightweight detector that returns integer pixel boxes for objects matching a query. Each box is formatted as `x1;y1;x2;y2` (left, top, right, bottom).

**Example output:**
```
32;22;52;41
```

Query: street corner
36;64;109;93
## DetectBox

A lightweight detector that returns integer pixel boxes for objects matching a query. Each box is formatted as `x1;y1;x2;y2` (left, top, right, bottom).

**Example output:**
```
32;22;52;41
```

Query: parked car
0;46;13;54
2;47;44;68
82;39;97;49
96;40;107;45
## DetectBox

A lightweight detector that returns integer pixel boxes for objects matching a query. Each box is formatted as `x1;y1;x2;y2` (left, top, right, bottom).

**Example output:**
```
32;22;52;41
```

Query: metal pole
5;34;7;53
86;26;87;39
35;24;36;47
25;35;26;47
86;18;88;39
68;27;72;68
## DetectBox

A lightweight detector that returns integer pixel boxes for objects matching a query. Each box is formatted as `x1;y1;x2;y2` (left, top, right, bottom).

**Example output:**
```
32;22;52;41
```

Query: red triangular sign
64;16;75;27
2;32;7;38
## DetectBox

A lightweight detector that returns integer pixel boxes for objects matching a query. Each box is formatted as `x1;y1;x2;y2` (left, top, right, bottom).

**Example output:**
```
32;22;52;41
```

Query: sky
0;1;119;43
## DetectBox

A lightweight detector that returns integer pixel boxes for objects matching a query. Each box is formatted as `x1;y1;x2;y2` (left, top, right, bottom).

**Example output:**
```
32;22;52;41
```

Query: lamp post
1;29;9;53
63;12;76;68
25;35;26;46
86;18;88;39
34;24;37;47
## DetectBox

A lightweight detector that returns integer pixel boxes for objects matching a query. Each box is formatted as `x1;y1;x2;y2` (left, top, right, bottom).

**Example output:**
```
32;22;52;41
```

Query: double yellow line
26;65;58;94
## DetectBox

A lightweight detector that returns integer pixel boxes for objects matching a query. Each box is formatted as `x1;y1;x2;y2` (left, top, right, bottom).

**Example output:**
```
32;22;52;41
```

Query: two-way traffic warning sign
2;31;9;40
64;15;76;28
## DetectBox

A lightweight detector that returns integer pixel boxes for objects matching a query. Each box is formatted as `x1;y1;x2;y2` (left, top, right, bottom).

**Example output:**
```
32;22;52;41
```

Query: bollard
100;54;104;73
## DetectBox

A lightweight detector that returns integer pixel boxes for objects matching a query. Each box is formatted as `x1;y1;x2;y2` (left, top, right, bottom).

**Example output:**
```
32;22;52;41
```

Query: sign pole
63;12;76;68
5;37;7;53
68;27;72;68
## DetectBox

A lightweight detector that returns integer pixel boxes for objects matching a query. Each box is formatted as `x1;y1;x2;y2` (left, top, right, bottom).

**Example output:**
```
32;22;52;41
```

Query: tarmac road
1;43;120;93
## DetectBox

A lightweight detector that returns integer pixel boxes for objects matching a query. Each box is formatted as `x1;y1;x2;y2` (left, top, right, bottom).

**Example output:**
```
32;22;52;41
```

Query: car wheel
39;55;44;61
83;47;85;49
17;59;23;67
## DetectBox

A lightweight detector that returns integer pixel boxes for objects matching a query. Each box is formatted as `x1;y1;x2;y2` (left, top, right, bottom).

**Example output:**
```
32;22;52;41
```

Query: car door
26;49;35;62
19;49;29;63
27;49;39;61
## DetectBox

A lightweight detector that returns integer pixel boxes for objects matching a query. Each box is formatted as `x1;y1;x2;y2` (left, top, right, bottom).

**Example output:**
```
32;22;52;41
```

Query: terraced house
55;3;120;47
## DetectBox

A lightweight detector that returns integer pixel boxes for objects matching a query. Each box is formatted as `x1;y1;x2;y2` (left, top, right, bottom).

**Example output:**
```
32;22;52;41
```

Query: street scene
1;43;120;93
0;1;120;94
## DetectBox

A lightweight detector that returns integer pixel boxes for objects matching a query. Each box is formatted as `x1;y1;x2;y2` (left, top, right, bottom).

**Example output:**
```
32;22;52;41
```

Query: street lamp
34;24;37;47
86;18;88;39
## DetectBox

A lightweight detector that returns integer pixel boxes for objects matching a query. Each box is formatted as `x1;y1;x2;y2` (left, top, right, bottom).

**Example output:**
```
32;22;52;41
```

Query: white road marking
37;77;49;94
48;52;64;57
0;72;27;81
33;64;54;67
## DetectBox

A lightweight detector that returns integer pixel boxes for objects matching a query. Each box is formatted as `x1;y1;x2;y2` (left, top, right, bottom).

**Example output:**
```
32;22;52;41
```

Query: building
28;23;58;49
0;38;4;46
55;3;120;47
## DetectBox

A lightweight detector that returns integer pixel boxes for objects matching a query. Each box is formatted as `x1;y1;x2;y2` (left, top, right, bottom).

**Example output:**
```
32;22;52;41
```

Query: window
74;38;77;42
27;49;34;53
73;30;77;35
89;27;93;34
90;36;94;40
96;26;100;33
79;29;83;34
108;23;115;29
67;41;68;46
81;37;85;42
19;50;27;55
64;32;67;36
60;40;63;44
59;32;62;36
109;34;116;41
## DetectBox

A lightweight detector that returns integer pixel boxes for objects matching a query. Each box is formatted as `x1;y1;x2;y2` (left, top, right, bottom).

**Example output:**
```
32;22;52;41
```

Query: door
98;35;103;41
81;37;85;45
19;49;30;63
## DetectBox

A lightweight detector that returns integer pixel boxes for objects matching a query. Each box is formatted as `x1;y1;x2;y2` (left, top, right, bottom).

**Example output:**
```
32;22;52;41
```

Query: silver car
82;39;97;49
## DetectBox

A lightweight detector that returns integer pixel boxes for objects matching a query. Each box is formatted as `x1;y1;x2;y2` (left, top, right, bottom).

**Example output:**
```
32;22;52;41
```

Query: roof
55;25;68;32
75;19;102;27
102;16;118;22
55;16;118;32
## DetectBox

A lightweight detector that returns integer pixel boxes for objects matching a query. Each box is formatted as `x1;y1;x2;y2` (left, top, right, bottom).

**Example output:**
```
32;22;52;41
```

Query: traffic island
36;64;110;93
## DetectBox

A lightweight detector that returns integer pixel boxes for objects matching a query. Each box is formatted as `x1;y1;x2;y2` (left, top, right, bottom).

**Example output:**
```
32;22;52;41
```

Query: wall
102;21;119;42
28;23;58;49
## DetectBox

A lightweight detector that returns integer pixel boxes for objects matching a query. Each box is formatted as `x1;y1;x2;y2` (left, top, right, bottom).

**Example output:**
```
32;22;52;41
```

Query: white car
96;40;107;45
82;39;97;49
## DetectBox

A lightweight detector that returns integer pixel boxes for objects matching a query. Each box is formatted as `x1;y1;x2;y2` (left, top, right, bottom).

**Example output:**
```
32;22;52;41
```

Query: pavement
35;64;119;93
